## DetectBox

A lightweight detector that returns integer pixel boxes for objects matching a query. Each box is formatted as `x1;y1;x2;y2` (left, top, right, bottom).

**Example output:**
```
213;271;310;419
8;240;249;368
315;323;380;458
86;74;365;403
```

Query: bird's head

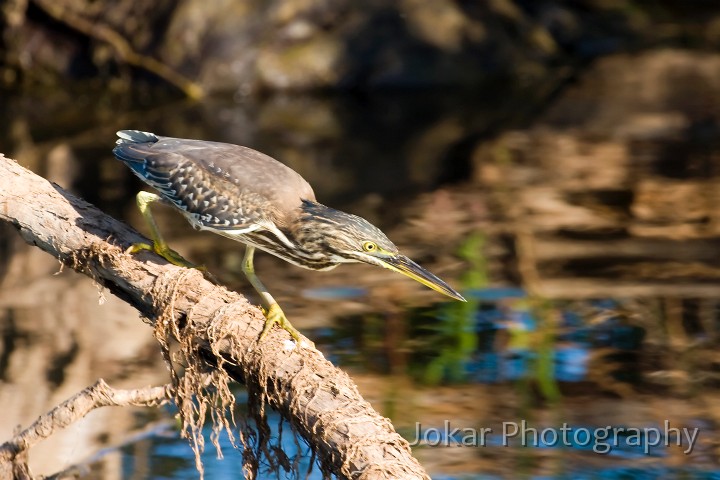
298;201;465;302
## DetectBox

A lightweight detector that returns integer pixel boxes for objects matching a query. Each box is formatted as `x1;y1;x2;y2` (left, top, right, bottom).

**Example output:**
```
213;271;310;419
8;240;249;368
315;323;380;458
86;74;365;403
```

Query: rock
256;34;342;90
541;49;720;138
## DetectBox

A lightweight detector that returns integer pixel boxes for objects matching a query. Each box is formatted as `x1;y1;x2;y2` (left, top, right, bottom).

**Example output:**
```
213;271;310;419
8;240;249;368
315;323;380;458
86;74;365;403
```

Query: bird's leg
128;191;199;268
242;246;301;341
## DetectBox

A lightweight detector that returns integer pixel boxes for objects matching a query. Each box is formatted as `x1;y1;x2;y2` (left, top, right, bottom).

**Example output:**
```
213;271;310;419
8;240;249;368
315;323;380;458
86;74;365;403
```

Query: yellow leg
242;246;301;341
128;191;198;268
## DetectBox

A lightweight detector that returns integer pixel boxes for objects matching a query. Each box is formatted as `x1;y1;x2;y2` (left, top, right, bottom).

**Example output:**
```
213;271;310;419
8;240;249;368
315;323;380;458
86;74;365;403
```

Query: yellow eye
362;241;377;252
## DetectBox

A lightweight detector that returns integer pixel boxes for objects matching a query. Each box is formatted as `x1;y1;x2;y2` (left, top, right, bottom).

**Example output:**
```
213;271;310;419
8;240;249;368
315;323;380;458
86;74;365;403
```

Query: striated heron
113;130;465;341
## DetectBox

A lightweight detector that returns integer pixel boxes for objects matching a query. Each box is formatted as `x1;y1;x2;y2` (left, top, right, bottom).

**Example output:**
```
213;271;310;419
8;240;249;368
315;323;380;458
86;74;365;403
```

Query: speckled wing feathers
113;134;316;232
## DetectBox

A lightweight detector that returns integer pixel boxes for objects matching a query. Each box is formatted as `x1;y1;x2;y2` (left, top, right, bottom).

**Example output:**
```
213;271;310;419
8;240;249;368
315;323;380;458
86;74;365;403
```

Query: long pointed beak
379;254;466;302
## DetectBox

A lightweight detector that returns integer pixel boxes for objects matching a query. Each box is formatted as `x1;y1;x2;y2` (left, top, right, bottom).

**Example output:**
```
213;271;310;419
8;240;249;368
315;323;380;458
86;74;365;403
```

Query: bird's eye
362;241;377;252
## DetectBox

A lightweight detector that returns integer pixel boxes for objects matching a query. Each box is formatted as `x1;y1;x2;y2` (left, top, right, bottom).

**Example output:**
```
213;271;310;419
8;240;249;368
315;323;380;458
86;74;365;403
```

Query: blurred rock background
3;0;719;94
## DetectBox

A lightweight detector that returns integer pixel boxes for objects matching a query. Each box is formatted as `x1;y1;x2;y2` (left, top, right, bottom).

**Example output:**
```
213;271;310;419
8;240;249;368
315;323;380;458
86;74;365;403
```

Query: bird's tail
115;130;159;145
113;130;160;168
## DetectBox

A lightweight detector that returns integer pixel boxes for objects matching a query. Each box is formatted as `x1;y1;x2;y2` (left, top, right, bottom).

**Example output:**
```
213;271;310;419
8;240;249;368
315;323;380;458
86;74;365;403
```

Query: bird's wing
113;136;316;232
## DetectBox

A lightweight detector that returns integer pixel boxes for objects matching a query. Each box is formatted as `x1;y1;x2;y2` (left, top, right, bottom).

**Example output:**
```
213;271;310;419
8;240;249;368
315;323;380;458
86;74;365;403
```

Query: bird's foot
259;303;302;342
127;241;204;270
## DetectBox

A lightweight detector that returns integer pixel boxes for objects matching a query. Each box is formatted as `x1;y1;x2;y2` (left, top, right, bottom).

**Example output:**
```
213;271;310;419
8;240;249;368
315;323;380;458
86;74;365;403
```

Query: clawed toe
127;241;199;269
259;303;301;341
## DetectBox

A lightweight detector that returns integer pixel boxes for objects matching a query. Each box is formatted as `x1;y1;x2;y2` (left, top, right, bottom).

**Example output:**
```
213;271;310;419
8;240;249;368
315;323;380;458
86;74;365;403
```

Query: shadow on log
0;154;430;479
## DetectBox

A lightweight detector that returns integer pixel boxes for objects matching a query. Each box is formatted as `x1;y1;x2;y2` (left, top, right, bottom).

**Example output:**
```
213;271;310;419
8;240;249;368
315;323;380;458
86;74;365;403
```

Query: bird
113;130;465;341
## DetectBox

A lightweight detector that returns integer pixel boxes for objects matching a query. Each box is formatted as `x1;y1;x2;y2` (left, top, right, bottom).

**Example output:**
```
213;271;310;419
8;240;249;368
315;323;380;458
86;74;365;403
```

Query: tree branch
32;0;204;99
0;154;430;480
0;380;172;478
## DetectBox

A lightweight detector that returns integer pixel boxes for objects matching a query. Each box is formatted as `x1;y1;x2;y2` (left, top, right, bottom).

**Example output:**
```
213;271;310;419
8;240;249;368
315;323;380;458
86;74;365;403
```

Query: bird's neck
279;200;344;270
290;200;333;250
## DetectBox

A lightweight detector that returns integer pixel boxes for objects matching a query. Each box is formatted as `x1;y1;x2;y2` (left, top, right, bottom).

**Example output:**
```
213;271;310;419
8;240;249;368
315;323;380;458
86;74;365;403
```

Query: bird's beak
377;254;466;302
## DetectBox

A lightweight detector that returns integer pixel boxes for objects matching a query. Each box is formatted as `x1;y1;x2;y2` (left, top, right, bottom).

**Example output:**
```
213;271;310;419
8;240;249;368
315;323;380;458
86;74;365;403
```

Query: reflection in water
0;245;169;477
4;50;720;478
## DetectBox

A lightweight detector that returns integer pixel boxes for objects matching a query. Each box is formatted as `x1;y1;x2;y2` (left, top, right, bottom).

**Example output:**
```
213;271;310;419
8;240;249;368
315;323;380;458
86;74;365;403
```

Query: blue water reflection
334;288;645;386
121;406;322;479
477;291;642;384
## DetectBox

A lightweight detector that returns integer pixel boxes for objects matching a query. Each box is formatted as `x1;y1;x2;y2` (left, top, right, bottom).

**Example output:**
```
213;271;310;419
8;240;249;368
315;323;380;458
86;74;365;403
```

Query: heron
113;130;465;341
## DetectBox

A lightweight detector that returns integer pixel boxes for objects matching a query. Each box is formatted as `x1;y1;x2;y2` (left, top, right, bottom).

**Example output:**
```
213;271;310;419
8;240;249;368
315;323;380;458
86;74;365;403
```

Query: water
3;60;720;478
